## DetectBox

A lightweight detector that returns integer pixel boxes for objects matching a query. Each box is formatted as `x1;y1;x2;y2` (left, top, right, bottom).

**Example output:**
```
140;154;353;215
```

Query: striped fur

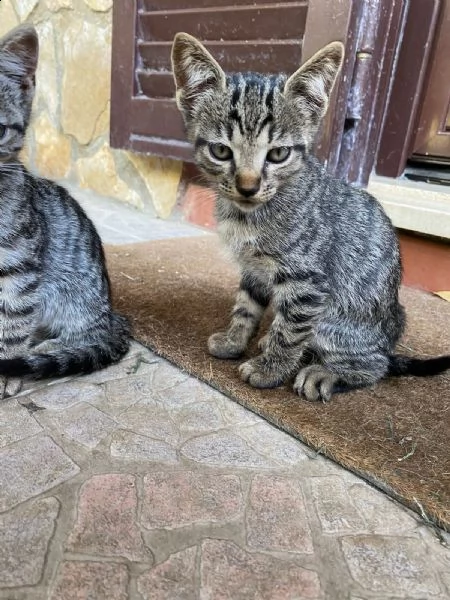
172;33;450;401
0;25;130;396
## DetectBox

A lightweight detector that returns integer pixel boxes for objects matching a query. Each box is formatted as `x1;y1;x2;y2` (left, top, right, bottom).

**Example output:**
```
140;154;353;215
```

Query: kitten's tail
387;354;450;377
0;313;130;380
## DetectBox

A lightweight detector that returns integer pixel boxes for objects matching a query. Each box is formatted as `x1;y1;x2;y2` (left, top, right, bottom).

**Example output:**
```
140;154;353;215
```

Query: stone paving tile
176;401;225;437
0;497;59;587
216;397;263;426
117;401;179;444
137;546;197;600
180;431;275;468
311;476;366;533
239;421;309;465
151;361;191;393
200;539;321;599
349;483;418;534
341;535;442;597
50;560;129;600
44;402;117;449
141;472;243;529
28;381;105;410
246;475;314;554
421;527;450;569
157;377;217;409
349;597;398;600
95;371;160;416
110;430;178;464
0;435;79;512
440;572;450;595
67;474;150;562
79;344;158;385
15;375;76;399
74;186;206;244
155;380;222;410
0;399;42;448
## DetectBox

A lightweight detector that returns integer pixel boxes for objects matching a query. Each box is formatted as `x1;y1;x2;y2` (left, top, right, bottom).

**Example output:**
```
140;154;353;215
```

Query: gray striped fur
0;25;130;396
172;33;450;401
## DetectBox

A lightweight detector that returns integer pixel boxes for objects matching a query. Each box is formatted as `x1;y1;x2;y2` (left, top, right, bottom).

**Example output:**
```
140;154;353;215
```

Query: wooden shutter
110;0;308;161
111;0;412;186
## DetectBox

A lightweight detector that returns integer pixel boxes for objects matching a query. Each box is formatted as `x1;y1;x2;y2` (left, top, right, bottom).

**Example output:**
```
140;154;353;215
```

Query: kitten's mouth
232;198;261;212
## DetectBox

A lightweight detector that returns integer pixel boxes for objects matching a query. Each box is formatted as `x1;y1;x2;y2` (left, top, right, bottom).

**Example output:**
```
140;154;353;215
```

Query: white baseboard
368;176;450;240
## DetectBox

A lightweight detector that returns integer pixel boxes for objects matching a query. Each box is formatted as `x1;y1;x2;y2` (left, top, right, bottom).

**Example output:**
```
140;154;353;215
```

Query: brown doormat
105;236;450;531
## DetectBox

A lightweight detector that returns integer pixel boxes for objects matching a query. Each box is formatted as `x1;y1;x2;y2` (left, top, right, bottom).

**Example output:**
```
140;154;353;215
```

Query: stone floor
0;188;449;600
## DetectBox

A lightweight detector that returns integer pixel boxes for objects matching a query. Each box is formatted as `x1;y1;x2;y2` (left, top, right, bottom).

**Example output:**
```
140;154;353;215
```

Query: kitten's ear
171;32;226;117
0;25;39;87
284;42;344;123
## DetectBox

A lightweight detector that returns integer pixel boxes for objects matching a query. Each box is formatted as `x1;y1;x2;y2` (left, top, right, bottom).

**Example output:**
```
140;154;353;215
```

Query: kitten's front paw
0;376;23;400
239;356;283;389
294;365;339;402
208;332;245;359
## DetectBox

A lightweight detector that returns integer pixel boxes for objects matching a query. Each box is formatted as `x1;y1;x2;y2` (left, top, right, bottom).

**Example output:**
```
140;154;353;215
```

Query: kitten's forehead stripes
226;73;284;142
256;115;273;138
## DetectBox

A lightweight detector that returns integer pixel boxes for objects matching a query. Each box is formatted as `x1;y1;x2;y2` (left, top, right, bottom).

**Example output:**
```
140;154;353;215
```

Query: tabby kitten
171;32;450;401
0;25;130;397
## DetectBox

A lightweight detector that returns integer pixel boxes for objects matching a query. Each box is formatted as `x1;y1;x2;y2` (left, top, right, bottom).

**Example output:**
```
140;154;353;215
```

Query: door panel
375;0;440;178
413;0;450;161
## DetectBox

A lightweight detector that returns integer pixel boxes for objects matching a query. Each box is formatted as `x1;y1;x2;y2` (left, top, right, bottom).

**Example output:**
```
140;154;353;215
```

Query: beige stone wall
0;0;182;217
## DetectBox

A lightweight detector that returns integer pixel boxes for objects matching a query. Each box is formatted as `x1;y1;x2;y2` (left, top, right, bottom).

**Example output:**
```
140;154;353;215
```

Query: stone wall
0;0;183;217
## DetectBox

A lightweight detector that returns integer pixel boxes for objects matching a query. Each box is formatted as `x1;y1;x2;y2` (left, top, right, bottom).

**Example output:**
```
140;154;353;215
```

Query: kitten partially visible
0;25;130;397
171;32;450;401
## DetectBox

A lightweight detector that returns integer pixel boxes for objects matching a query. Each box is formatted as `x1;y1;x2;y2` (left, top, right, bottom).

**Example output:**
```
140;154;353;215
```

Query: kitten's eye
0;125;7;140
266;147;291;163
209;143;233;161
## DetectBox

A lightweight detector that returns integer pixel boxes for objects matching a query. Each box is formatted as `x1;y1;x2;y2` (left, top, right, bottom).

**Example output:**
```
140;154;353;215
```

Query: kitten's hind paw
239;356;283;389
294;365;339;402
0;376;23;400
208;332;245;359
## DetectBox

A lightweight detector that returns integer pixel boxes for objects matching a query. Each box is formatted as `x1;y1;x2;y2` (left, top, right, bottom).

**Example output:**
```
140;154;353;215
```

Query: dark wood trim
129;98;185;140
375;0;441;178
129;136;193;161
412;0;450;159
110;0;137;150
138;3;308;42
142;0;303;8
335;0;407;185
302;0;411;186
137;40;304;73
301;0;362;173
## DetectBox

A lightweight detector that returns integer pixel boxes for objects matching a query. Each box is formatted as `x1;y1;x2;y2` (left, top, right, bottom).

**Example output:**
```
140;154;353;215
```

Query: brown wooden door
412;0;450;162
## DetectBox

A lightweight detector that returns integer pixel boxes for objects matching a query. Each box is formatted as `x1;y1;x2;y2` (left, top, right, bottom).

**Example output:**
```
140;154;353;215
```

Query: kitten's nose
236;171;261;197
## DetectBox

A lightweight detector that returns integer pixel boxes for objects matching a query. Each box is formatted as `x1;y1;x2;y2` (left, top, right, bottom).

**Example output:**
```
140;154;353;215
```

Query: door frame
375;0;441;178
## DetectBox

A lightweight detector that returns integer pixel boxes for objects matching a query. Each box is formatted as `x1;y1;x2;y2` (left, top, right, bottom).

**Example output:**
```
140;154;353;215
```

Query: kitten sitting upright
0;25;130;397
171;32;450;402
